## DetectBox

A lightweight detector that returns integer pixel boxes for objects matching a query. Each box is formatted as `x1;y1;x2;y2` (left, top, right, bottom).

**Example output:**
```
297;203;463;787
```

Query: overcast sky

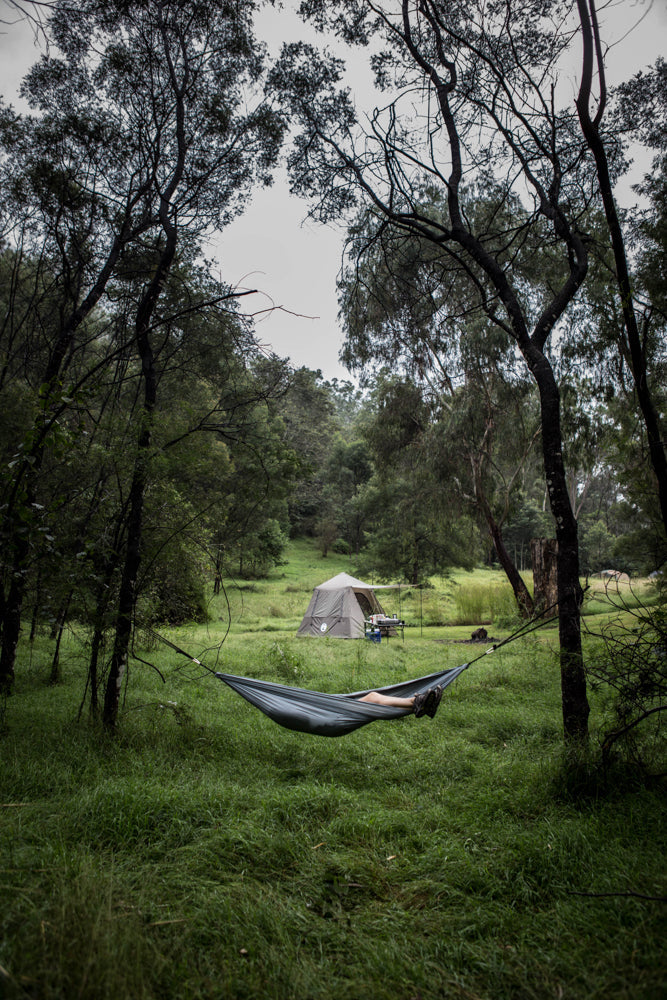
1;0;665;381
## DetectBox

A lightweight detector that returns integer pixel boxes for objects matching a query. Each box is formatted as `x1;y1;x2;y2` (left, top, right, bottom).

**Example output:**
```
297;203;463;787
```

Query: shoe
424;685;443;718
413;692;428;718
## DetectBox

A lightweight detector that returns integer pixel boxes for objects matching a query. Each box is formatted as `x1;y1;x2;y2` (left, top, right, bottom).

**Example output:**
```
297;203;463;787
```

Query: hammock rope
146;603;557;738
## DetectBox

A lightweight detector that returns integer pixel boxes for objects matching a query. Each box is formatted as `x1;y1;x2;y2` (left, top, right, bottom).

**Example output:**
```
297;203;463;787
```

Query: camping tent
297;572;386;638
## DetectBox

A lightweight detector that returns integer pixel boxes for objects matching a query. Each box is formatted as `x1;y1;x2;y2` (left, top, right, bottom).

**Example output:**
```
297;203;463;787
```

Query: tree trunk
531;538;559;617
103;350;158;728
103;230;176;729
29;566;44;643
532;359;589;742
483;504;535;618
103;453;148;728
81;532;123;718
87;624;103;717
49;591;73;684
0;533;29;694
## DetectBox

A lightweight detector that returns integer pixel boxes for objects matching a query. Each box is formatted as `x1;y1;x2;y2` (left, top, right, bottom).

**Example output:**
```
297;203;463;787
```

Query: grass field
1;541;664;999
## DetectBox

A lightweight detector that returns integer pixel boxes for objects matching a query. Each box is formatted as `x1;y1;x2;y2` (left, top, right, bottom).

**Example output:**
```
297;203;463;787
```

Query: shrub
139;544;210;625
584;590;667;777
266;641;306;682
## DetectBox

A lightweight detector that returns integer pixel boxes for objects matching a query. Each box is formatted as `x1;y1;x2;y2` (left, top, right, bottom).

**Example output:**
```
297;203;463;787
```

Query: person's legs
358;685;444;718
359;691;415;708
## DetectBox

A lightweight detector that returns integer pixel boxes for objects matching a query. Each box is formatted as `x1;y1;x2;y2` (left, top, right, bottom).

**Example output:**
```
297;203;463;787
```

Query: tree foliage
276;0;608;737
0;0;287;713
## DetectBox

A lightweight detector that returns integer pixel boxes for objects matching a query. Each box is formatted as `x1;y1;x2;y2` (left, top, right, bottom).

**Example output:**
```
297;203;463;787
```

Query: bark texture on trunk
532;358;589;741
531;538;559;617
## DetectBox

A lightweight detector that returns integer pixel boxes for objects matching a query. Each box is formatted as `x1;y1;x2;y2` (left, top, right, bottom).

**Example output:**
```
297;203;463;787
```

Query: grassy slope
1;541;664;1000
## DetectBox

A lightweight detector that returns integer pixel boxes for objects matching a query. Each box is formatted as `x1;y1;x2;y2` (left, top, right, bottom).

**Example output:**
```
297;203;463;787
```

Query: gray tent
296;572;385;638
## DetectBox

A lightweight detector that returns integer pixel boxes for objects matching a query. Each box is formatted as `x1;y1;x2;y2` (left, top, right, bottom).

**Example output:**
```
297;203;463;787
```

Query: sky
0;0;666;382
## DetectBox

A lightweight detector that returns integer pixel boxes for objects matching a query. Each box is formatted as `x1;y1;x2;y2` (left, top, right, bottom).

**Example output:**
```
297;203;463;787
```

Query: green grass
211;543;658;635
1;542;665;999
206;543;524;634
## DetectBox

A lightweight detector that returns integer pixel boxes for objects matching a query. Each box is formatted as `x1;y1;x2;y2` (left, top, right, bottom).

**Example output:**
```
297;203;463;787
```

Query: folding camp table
364;615;405;641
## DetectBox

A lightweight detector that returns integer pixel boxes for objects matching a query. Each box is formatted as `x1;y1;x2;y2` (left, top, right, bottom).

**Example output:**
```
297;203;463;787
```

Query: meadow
1;541;664;999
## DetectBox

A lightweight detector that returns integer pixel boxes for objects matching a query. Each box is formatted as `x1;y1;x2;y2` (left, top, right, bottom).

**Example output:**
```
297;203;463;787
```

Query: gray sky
1;0;666;381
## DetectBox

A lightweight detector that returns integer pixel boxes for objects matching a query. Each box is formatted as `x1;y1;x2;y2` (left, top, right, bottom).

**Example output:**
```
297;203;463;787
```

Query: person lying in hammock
214;669;457;736
359;684;443;718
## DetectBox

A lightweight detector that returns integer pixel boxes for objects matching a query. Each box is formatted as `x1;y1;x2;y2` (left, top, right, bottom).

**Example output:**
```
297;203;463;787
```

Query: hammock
148;606;557;739
215;662;470;737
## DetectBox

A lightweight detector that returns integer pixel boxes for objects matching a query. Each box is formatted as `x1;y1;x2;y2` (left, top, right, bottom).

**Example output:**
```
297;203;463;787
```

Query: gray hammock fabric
215;662;470;737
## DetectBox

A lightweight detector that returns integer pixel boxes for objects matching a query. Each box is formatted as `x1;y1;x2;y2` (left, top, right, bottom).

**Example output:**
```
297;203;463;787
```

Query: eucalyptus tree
0;1;285;716
338;195;544;614
0;237;125;694
558;187;666;567
318;438;373;556
575;4;667;532
271;0;606;738
438;371;540;616
206;359;300;582
269;367;341;536
68;265;296;714
359;374;476;584
633;149;667;325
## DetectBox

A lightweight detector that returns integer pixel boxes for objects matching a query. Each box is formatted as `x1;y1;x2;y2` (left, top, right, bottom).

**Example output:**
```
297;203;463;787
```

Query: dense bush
584;589;666;776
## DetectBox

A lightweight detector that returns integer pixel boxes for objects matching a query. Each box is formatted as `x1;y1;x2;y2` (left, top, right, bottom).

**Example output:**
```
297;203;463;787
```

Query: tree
209;362;300;581
0;246;295;710
0;0;286;715
358;375;476;583
0;232;128;693
275;1;603;737
269;367;341;537
318;437;372;556
574;6;667;534
439;371;539;616
559;200;667;573
337;213;541;612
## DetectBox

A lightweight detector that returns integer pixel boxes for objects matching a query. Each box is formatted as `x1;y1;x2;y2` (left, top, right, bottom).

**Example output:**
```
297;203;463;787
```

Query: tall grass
1;543;665;999
453;580;518;625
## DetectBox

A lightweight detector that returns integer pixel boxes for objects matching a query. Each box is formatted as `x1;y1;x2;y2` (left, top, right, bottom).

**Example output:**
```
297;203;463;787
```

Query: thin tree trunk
103;452;149;727
29;565;43;644
88;624;103;716
576;0;667;533
103;227;177;728
484;507;534;618
49;592;73;685
82;553;120;719
468;424;535;618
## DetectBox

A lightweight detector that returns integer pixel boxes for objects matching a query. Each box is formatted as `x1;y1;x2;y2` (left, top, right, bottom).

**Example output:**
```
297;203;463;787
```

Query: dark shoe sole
413;692;428;718
424;685;443;718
